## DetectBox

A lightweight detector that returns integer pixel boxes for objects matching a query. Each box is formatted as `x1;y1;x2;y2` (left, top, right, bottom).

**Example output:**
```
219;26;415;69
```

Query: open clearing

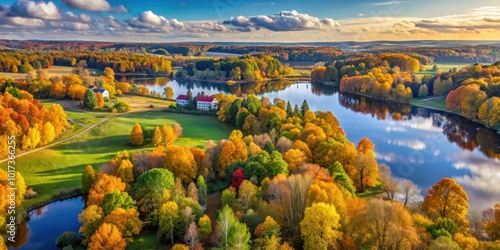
411;96;449;111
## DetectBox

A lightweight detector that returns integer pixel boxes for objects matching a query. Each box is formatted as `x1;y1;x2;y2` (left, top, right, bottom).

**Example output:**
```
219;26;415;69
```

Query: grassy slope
0;111;233;209
410;96;449;111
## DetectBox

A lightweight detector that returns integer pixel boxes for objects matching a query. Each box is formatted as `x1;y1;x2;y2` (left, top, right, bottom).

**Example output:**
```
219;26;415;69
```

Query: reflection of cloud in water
449;151;500;210
401;117;442;133
388;139;426;150
376;152;396;162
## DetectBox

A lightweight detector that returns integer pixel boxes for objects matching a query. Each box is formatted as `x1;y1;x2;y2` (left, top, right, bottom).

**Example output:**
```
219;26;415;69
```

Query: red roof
196;96;215;102
176;95;188;100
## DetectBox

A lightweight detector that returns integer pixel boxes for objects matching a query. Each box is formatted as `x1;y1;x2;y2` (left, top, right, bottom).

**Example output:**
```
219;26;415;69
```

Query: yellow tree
283;149;307;173
88;174;126;206
356;137;375;157
89;223;127;250
96;92;104;108
129;123;144;146
422;178;469;232
116;159;134;184
164;145;197;183
353;155;379;193
300;202;342;250
306;180;347;219
158;201;179;245
103;208;142;242
484;203;500;240
40;122;55;146
198;214;212;243
81;165;96;194
161;124;177;146
152;126;162;147
238;180;257;210
78;205;104;245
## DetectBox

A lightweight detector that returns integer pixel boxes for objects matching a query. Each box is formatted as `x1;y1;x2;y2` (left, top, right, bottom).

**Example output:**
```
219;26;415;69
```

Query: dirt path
0;113;121;164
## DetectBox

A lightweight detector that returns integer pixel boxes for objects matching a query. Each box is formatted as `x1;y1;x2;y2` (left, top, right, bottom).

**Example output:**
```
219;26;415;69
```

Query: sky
0;0;499;42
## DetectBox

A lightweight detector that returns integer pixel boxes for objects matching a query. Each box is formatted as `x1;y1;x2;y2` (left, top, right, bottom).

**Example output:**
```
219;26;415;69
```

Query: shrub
24;188;37;199
114;101;131;113
56;231;81;248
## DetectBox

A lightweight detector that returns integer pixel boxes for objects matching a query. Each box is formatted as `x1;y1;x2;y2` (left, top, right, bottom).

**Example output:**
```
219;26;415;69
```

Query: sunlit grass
0;111;233;209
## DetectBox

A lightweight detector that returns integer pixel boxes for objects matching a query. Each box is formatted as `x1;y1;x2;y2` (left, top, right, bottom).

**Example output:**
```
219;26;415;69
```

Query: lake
8;197;84;250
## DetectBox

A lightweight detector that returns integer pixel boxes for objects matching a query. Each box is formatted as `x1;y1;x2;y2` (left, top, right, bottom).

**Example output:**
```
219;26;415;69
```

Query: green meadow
0;111;233;209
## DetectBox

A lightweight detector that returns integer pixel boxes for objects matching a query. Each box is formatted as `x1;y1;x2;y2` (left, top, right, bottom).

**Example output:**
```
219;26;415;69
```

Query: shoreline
335;88;499;133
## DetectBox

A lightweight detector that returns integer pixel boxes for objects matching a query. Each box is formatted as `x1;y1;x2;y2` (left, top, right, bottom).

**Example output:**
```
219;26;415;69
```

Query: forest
1;94;494;250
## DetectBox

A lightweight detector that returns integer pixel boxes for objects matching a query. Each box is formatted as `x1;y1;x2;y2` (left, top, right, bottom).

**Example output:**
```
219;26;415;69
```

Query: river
11;78;500;249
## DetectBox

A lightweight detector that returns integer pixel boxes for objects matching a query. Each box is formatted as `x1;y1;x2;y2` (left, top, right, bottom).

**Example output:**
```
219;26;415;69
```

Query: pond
9;197;84;250
132;78;500;211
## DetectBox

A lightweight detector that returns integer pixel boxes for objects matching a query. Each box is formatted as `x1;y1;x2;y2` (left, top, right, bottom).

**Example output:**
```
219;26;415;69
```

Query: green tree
102;191;136;215
217;205;237;249
81;165;95;195
301;100;310;115
131;169;175;213
418;84;429;98
83;89;97;110
198;214;212;243
196;176;207;207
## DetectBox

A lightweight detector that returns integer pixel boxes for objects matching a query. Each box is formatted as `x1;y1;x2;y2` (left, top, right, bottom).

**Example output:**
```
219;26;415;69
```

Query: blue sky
0;0;499;42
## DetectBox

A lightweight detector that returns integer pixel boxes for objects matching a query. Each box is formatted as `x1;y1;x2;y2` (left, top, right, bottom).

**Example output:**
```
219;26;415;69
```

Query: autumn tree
460;84;487;119
300;202;342;250
418;84;429;98
283;149;307;173
196;176;208;207
88;174;126;206
130;123;144;146
353;155;379;193
484;203;500;240
164;87;174;99
83;89;97;110
422;178;469;232
164;145;197;183
198;214;212;243
104;208;142;242
93;91;103;109
158;201;179;245
238;180;257;210
446;86;464;112
88;223;127;250
78;205;105;245
152;126;162;147
161;124;178;146
81;165;96;195
400;179;419;207
379;163;399;200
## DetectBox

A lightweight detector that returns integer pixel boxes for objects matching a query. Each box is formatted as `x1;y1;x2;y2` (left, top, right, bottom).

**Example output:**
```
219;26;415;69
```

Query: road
0;114;121;164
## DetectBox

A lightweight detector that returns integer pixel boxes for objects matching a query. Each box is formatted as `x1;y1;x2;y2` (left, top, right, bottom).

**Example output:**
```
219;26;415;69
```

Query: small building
196;96;218;111
93;88;109;99
176;95;188;107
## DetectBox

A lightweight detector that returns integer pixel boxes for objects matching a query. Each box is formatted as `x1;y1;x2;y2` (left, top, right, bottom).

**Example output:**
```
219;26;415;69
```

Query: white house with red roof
176;95;188;107
196;96;218;111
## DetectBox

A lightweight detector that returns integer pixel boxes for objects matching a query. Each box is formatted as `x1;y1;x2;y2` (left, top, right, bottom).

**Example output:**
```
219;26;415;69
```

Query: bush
111;108;118;113
56;231;81;248
149;104;155;109
103;104;109;109
113;101;131;113
24;188;37;199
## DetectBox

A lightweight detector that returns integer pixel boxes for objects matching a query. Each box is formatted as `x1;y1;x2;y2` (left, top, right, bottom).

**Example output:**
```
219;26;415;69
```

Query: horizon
0;0;499;42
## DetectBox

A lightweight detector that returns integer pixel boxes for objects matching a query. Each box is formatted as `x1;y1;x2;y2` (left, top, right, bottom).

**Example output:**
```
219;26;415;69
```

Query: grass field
410;96;449;111
415;62;472;77
0;66;102;79
0;111;233;209
127;230;158;250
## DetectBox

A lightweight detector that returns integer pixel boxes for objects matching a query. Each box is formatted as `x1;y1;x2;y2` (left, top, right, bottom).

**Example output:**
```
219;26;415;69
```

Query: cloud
372;1;410;6
61;0;128;13
7;0;61;20
357;13;364;17
127;10;185;33
49;20;90;30
223;10;339;32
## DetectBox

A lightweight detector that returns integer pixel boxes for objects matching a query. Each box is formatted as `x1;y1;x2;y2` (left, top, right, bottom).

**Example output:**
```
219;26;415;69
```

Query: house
176;95;188;107
93;88;110;99
196;96;218;111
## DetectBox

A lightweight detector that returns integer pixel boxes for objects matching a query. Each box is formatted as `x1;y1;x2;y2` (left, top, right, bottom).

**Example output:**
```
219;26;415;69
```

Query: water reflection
131;78;500;210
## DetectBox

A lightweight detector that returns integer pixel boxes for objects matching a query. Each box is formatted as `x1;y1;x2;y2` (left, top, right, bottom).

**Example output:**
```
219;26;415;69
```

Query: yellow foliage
89;223;127;250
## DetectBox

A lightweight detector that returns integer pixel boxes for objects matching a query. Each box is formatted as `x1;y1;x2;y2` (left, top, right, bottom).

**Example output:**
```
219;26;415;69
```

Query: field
410;96;449;112
415;62;472;77
0;66;102;79
0;111;233;209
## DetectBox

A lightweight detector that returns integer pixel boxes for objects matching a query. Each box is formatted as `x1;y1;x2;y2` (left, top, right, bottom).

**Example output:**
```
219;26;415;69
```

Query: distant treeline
376;46;500;63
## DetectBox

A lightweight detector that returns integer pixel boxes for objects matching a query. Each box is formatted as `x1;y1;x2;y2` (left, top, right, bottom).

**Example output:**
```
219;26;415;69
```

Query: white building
176;95;188;107
93;88;110;99
196;96;218;111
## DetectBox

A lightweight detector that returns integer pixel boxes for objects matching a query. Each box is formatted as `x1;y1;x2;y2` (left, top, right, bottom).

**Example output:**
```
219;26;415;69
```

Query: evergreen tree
286;101;293;117
83;89;97;110
301;100;310;115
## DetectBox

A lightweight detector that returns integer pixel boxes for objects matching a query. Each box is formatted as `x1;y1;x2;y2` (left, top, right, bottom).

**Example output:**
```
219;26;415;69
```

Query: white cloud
223;10;339;32
372;1;410;6
61;0;128;13
8;0;61;20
